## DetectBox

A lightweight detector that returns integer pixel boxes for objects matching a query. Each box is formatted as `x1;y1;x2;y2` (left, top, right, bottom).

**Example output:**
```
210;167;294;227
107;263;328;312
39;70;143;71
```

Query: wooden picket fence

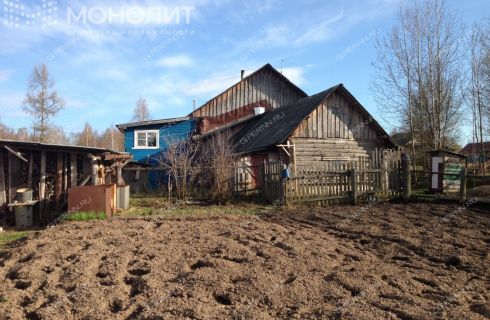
262;148;404;204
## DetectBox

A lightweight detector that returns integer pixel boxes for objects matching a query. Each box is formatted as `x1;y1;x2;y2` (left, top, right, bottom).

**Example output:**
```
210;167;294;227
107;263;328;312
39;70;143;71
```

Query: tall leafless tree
467;22;489;174
372;0;465;166
132;97;151;122
75;122;97;147
23;64;64;142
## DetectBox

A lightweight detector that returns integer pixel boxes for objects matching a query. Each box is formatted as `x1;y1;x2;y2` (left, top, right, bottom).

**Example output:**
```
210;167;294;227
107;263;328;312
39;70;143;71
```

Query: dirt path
0;202;488;319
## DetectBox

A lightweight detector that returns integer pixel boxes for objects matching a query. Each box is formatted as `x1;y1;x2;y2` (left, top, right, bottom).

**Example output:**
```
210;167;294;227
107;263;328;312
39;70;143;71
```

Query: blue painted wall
123;119;196;165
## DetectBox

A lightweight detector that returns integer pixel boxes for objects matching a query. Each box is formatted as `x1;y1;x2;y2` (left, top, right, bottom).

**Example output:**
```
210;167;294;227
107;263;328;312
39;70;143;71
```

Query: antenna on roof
280;56;293;73
192;99;196;110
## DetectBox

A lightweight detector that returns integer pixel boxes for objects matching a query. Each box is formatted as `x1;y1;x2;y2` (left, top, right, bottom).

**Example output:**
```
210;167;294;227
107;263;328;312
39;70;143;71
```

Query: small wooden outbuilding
0;139;130;225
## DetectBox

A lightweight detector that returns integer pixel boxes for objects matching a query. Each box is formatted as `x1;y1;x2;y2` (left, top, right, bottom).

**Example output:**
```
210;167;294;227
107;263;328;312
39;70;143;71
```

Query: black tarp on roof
233;85;340;153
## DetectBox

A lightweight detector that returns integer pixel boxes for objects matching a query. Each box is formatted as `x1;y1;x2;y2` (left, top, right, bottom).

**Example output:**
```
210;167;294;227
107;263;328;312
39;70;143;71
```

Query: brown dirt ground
0;202;488;320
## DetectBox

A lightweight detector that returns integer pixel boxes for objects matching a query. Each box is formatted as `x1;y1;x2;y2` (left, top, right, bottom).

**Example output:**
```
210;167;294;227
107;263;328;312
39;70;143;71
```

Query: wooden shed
0;139;130;225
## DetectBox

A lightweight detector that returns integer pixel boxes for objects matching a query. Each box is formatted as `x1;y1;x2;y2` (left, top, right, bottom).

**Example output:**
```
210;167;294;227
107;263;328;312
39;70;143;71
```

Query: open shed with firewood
0;139;131;226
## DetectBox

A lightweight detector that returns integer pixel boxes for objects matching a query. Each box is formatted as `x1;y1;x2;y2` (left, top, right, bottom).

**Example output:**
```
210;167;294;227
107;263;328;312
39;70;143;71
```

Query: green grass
0;294;7;303
64;212;107;222
0;231;29;248
124;197;276;218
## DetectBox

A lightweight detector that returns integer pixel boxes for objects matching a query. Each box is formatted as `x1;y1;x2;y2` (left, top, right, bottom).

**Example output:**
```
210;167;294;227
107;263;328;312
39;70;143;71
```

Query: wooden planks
39;151;46;224
8;153;20;207
70;153;77;187
263;149;403;205
0;150;5;207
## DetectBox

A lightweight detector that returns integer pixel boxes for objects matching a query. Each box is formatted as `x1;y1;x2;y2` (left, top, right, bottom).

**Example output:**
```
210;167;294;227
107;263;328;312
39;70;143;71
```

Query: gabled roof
233;84;394;154
461;142;490;155
189;63;308;117
233;86;339;153
116;117;190;132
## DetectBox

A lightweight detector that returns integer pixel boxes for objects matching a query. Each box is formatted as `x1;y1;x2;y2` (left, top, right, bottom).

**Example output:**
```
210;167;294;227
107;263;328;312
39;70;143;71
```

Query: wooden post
70;153;77;188
27;152;33;189
116;165;124;186
55;153;63;210
8;153;20;208
39;151;46;224
63;154;68;194
350;168;357;205
90;157;98;186
401;154;411;201
459;167;467;204
0;150;5;207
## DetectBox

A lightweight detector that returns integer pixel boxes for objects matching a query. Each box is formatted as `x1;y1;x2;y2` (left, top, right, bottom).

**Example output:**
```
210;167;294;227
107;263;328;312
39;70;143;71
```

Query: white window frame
133;130;159;149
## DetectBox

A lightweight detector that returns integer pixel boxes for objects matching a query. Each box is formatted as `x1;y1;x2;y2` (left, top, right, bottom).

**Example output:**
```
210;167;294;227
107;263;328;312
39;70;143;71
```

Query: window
134;130;159;149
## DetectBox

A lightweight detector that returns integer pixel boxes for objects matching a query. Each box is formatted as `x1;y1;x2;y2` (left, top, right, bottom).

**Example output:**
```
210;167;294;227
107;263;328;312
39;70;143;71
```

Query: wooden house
118;63;395;193
116;117;196;165
231;84;394;170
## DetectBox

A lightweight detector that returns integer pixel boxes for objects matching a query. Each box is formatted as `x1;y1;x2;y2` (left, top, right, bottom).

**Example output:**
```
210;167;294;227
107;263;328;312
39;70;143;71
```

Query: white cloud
0;69;14;82
281;67;306;86
156;54;194;68
181;72;237;95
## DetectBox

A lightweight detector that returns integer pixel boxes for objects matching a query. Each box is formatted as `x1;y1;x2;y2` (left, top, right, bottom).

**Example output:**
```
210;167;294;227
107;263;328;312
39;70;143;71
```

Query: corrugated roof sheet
233;85;339;153
116;117;190;131
461;142;490;155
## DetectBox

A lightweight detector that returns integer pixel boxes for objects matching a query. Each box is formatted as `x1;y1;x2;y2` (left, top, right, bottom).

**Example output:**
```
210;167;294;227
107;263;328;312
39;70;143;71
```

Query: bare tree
99;127;124;151
372;0;465;163
23;64;64;142
467;22;489;174
157;135;201;201
75;122;97;147
200;130;238;203
132;97;151;122
45;126;69;145
0;117;15;140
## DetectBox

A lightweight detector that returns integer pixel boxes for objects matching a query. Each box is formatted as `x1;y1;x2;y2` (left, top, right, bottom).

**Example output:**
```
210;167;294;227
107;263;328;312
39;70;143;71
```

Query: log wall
290;91;391;165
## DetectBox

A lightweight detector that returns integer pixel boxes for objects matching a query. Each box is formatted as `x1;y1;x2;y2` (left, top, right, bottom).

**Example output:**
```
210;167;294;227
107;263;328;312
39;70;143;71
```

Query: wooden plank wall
289;91;391;165
292;92;380;140
0;150;5;207
292;138;387;165
190;68;305;119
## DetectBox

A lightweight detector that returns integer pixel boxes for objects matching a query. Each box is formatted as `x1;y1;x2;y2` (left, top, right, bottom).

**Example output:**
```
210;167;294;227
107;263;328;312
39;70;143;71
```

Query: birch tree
372;0;465;161
132;97;151;122
467;22;489;174
23;64;64;142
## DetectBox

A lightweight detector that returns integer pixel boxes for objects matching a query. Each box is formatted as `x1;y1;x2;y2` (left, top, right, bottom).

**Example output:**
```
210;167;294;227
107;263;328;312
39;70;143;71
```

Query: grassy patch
0;294;7;303
124;200;276;218
0;231;29;248
64;212;107;222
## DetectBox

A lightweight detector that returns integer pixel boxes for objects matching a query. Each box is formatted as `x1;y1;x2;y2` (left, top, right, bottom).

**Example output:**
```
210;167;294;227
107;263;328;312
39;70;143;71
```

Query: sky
0;0;488;143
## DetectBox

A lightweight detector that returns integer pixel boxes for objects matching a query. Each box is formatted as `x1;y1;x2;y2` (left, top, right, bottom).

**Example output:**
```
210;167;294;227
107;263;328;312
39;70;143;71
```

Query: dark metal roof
0;139;123;154
232;84;394;154
116;117;190;131
427;149;466;159
233;86;339;154
460;142;490;155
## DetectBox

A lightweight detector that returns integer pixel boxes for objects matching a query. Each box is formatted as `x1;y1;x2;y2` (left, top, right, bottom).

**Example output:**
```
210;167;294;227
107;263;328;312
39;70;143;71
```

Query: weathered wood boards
0;150;5;207
39;151;46;223
190;65;305;120
263;149;403;205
